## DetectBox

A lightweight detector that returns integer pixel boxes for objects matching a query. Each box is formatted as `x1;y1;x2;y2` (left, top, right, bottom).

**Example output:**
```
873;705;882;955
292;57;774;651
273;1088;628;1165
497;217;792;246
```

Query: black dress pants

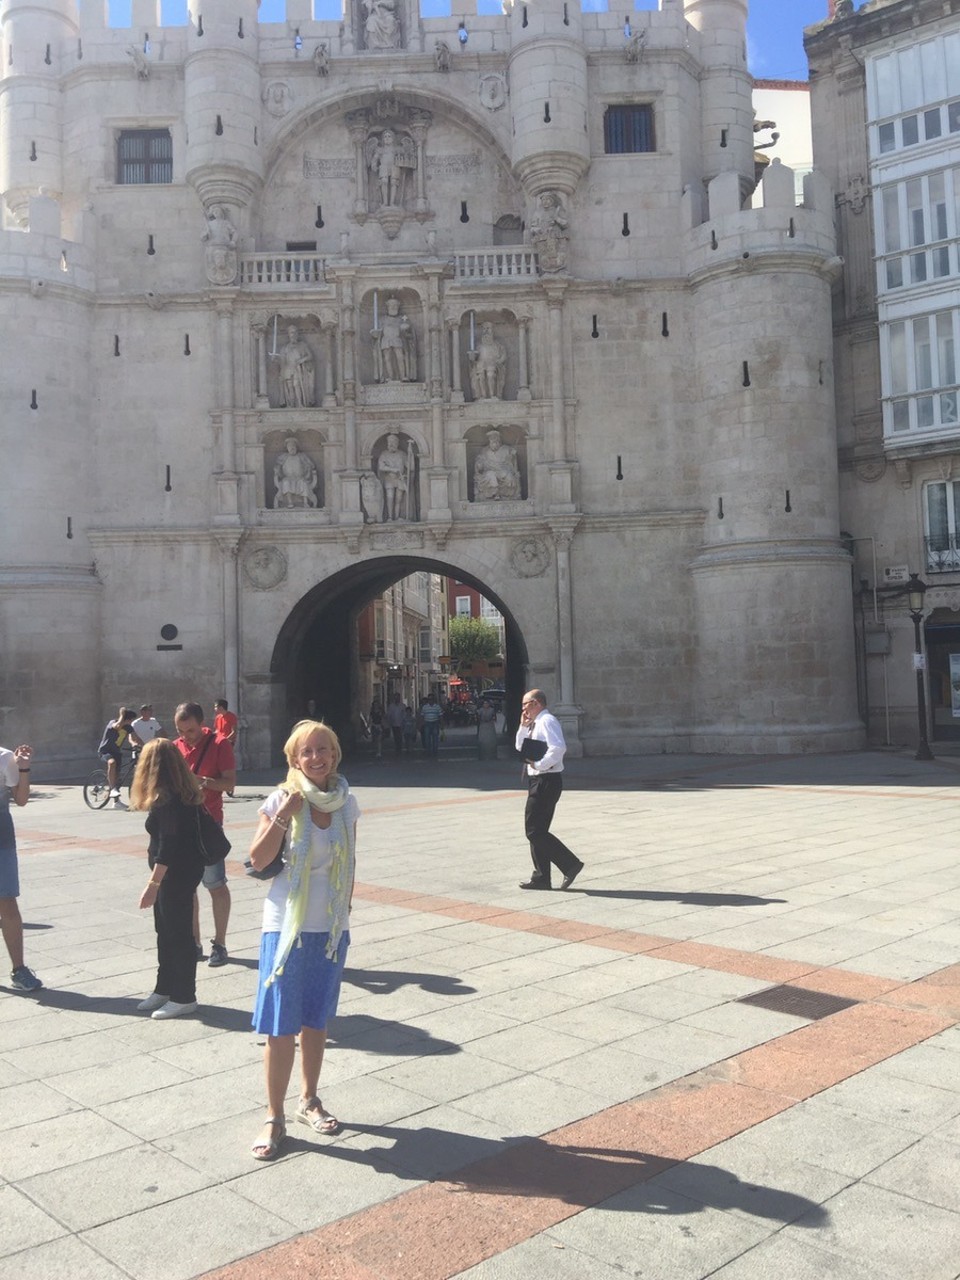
154;872;202;1004
524;773;581;886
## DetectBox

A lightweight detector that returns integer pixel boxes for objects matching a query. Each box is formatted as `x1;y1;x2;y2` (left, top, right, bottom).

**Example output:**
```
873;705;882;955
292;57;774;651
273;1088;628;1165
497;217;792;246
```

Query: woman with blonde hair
129;738;205;1020
247;720;358;1161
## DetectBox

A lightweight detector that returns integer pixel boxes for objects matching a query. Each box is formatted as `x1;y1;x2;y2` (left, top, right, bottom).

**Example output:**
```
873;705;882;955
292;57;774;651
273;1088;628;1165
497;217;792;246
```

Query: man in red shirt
214;699;238;796
174;702;236;967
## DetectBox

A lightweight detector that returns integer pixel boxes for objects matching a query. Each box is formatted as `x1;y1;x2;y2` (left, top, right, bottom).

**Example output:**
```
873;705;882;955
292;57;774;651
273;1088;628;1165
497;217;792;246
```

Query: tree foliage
449;616;501;660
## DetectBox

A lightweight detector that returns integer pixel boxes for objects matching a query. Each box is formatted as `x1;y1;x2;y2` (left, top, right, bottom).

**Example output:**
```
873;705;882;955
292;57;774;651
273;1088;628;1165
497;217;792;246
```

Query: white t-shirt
258;788;359;934
0;748;20;793
132;717;162;744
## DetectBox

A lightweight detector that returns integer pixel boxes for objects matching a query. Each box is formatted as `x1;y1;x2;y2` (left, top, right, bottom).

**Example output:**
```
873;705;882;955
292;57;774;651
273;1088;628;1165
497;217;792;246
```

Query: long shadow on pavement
571;890;786;907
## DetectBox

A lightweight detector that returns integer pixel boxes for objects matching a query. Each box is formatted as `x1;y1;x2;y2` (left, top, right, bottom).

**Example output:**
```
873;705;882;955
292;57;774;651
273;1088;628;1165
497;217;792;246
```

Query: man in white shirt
131;705;163;756
514;689;584;891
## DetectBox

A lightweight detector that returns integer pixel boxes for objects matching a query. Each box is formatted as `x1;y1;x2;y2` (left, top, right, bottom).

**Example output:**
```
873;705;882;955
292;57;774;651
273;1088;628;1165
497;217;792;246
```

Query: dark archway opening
269;556;530;763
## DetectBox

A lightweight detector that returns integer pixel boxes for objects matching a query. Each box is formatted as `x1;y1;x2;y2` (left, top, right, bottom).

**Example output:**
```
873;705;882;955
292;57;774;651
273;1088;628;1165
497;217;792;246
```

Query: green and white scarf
264;772;354;987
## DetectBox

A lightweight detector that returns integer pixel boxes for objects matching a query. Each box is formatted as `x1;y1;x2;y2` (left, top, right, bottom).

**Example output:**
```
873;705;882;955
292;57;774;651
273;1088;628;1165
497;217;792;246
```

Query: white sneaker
112;798;128;810
151;1000;198;1020
137;992;169;1012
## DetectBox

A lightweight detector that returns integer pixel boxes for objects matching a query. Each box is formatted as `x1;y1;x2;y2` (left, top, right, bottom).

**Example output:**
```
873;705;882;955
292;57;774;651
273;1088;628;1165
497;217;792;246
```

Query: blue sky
125;1;831;82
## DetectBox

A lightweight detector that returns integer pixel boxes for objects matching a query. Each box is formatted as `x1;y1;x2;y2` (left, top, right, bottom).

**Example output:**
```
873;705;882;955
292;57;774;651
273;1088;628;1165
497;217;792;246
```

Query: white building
0;0;863;774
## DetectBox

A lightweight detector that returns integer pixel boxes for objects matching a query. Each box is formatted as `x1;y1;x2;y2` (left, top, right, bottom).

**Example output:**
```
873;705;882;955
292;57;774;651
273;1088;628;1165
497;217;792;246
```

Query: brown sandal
251;1116;285;1161
296;1096;340;1135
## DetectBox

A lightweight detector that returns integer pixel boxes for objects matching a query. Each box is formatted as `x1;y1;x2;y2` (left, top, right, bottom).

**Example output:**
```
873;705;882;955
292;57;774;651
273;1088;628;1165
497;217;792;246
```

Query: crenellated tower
507;0;589;198
184;0;263;220
0;0;76;228
683;0;755;201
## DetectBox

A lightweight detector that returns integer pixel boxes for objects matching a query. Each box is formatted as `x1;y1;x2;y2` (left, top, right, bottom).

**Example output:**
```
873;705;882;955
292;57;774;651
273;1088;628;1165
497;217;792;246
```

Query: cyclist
97;707;142;810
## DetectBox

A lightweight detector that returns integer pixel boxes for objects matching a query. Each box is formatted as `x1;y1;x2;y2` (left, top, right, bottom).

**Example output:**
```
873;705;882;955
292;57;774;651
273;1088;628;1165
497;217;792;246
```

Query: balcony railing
453;248;540;282
926;535;960;573
239;253;326;286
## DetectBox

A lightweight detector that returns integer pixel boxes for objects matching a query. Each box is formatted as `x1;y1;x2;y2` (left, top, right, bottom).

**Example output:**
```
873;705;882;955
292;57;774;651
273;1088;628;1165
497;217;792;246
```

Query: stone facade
0;0;864;775
806;0;960;749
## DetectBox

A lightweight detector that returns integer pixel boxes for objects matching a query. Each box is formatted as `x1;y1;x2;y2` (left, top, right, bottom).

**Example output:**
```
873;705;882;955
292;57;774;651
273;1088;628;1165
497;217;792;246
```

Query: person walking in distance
515;689;584;891
0;742;42;991
173;703;236;966
214;699;239;795
386;693;405;756
420;693;442;758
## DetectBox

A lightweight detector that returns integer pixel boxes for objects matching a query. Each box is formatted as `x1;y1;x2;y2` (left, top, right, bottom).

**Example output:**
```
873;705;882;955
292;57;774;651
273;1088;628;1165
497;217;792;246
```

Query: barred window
603;105;655;155
116;129;173;185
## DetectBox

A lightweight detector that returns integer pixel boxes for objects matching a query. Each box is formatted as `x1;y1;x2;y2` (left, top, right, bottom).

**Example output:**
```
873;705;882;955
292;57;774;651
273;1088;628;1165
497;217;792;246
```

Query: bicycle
83;753;136;810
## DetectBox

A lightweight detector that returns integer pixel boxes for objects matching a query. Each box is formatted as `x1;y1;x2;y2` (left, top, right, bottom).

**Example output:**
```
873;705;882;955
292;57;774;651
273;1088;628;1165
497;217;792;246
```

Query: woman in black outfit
130;739;205;1020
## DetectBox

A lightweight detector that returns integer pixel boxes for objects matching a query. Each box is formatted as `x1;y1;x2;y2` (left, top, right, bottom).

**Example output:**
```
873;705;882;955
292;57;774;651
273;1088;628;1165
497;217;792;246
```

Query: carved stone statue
127;45;150;79
360;471;384;523
469;323;507;400
273;438;319;509
434;40;451;72
372;297;417;382
474;428;521;502
313;42;330;75
202;205;238;286
362;0;401;50
365;129;415;211
272;325;316;407
376;432;415;521
530;190;569;273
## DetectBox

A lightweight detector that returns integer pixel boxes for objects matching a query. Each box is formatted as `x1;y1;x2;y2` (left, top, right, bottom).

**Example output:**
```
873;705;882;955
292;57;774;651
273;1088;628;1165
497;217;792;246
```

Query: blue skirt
0;806;18;899
252;930;349;1037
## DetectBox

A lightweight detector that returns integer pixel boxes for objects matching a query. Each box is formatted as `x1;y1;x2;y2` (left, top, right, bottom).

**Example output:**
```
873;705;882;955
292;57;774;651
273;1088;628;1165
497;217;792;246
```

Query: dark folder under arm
519;737;548;763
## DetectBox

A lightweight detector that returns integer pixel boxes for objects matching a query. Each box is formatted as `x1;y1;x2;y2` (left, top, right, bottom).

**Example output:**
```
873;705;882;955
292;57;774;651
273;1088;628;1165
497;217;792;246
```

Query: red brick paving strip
202;963;956;1280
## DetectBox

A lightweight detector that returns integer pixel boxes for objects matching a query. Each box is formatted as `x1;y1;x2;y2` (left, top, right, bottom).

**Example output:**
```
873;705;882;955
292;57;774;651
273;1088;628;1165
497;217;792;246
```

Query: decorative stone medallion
510;536;550;578
479;74;506;111
243;545;287;590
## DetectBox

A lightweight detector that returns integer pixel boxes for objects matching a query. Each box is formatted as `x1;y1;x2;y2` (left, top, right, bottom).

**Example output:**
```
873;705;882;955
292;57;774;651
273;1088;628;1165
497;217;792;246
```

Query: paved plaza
3;748;960;1279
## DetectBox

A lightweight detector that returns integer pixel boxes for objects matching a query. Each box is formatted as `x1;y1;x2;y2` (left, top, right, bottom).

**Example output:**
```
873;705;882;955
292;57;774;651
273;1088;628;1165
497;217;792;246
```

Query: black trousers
154;872;202;1004
524;773;581;885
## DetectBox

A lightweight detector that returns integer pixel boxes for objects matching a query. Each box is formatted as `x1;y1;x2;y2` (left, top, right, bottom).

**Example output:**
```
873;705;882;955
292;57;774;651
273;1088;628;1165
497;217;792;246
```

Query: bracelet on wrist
18;769;30;773
272;816;290;830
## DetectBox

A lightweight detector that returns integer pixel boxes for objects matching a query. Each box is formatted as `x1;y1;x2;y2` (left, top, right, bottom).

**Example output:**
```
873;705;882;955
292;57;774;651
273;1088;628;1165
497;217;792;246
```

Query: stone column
347;113;369;219
545;285;566;462
409;111;431;218
215;532;243;716
549;518;583;754
252;322;270;408
321;319;337;407
447;318;464;404
216;298;236;471
517;314;532;401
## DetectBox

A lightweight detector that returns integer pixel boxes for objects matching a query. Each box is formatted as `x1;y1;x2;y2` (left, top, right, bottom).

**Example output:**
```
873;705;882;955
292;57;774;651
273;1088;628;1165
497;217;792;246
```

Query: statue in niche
362;0;401;50
469;323;507;400
376;432;416;521
434;40;451;72
273;438;320;509
530;190;569;274
474;428;521;502
272;325;316;407
127;45;150;79
361;472;384;523
313;42;330;75
372;297;417;383
202;205;238;286
365;129;416;211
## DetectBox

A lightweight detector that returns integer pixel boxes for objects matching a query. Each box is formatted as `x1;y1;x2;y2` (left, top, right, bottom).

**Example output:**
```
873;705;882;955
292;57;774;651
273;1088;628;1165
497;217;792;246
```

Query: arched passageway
268;556;530;761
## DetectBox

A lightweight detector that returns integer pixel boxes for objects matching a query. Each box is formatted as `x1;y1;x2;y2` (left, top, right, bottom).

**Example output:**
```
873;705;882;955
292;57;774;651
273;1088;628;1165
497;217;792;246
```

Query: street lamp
906;572;933;761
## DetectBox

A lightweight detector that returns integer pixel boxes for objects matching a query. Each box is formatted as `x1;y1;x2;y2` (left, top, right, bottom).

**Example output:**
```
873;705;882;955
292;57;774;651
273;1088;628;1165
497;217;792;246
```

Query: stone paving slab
3;749;960;1279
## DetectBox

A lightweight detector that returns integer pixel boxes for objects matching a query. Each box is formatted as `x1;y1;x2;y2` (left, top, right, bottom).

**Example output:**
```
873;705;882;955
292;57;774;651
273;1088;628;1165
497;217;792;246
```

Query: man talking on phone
515;689;584;892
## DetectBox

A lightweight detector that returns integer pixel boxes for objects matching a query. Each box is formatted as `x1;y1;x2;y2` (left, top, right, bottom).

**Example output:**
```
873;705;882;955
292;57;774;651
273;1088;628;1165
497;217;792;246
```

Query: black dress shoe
560;863;584;891
519;879;552;890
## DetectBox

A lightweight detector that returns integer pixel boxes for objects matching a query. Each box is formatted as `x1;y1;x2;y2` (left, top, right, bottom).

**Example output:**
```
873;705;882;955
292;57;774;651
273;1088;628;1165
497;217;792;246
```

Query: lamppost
906;572;933;761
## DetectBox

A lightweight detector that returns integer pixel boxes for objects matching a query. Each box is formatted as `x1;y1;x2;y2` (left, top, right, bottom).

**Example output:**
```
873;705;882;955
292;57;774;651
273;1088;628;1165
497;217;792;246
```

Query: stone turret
683;0;755;200
508;0;589;197
0;0;76;228
184;0;263;216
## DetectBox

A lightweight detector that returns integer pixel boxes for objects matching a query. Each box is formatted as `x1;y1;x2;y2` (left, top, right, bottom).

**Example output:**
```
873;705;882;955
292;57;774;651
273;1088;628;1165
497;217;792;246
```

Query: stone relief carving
202;205;238;286
127;45;150;79
361;0;401;50
479;73;506;111
348;101;431;234
361;471;384;523
434;40;451;72
244;545;288;590
846;174;869;215
624;31;647;64
313;42;330;75
468;323;507;401
509;536;550;578
371;431;419;522
426;152;482;178
530;191;569;273
273;438;320;509
303;157;354;180
262;82;293;117
372;296;418;383
271;325;316;407
474;428;521;501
